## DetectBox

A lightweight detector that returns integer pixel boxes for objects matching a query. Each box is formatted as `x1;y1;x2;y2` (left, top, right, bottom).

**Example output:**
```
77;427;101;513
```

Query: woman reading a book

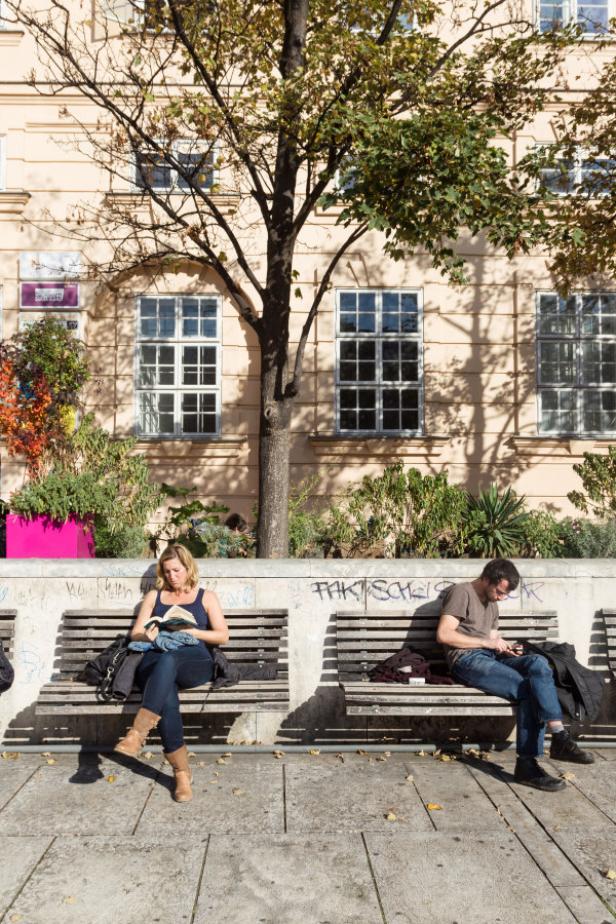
114;543;229;803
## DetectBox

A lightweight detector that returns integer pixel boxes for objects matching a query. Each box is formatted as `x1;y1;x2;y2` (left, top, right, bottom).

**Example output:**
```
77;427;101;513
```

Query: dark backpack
0;641;14;694
77;634;132;703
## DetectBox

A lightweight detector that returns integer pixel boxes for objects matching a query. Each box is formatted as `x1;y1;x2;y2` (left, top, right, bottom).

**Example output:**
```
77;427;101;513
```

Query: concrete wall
0;558;613;748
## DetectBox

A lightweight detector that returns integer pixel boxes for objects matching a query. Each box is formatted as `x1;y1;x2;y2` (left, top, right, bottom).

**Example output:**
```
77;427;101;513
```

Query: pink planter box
6;514;95;558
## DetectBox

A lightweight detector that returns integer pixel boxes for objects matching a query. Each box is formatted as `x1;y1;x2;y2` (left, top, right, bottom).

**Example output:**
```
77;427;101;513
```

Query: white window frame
537;143;615;197
134;293;222;439
335;288;423;436
0;0;7;29
536;290;616;436
0;137;5;190
536;0;613;35
133;140;217;194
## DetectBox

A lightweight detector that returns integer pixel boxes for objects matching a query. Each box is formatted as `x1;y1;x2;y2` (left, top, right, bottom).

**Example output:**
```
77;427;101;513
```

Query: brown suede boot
113;708;160;757
165;745;193;802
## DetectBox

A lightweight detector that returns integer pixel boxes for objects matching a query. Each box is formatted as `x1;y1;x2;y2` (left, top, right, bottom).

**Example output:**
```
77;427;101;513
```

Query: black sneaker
549;730;595;764
514;757;566;791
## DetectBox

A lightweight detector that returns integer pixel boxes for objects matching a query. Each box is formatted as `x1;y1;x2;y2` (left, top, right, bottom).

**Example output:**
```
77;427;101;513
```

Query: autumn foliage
0;319;89;476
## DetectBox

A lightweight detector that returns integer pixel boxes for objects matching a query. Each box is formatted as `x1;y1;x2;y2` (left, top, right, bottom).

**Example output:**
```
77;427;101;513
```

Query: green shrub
322;464;468;558
568;447;616;519
288;478;327;558
560;517;616;557
465;485;530;558
93;523;148;558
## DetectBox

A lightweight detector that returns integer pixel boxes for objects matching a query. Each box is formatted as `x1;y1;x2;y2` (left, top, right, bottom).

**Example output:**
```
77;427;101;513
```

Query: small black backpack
0;641;14;694
77;634;131;702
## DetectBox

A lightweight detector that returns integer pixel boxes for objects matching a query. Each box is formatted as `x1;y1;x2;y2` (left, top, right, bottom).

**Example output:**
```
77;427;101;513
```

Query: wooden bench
600;609;616;674
0;610;17;663
336;608;558;717
36;608;289;716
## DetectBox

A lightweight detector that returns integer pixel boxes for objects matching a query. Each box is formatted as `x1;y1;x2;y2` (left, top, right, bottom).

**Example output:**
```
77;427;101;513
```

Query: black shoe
514;757;566;791
549;730;595;764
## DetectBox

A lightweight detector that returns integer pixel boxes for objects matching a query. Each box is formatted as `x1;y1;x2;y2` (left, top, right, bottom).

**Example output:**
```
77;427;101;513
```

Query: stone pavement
1;748;616;924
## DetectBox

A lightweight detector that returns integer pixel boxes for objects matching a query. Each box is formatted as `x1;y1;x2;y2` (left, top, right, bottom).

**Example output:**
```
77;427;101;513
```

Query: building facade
1;1;615;523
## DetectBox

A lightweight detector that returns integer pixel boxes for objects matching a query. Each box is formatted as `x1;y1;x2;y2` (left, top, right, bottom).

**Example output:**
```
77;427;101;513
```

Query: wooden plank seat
600;609;616;674
336;608;558;717
36;608;289;715
0;610;17;663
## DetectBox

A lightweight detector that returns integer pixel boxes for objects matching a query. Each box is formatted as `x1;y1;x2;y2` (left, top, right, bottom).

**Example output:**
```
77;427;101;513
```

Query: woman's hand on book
144;624;159;642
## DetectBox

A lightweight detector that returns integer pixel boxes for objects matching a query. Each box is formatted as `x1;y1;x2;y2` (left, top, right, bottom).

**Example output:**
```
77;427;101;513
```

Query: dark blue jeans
452;650;563;757
136;647;214;753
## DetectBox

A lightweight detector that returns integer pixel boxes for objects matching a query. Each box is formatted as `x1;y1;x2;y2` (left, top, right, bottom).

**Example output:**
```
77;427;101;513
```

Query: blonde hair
156;544;200;591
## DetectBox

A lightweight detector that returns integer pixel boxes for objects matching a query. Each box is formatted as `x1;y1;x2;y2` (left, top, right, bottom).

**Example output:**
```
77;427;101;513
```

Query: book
145;605;198;631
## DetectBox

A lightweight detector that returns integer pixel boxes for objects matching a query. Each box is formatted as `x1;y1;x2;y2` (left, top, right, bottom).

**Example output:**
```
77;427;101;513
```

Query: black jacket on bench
526;641;605;723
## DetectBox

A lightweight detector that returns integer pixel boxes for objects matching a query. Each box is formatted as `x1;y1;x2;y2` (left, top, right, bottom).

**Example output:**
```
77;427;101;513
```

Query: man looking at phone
436;558;594;791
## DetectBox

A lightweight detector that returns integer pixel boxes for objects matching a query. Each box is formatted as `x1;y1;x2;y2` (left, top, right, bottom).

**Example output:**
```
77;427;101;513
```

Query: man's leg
453;650;565;791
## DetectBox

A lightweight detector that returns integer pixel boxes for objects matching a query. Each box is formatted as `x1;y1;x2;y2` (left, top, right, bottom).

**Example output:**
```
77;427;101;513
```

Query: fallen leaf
436;754;452;762
357;749;368;756
232;788;244;796
216;758;228;765
46;758;56;766
105;774;117;783
480;751;491;760
604;869;616;880
418;750;427;758
385;811;397;822
335;753;345;762
273;750;285;759
1;752;19;761
41;751;52;758
63;896;77;905
466;748;481;759
426;803;443;811
375;755;388;762
221;752;232;759
561;771;576;782
188;751;197;758
383;750;391;758
9;914;23;922
308;749;320;756
198;761;206;768
405;774;414;783
142;751;153;760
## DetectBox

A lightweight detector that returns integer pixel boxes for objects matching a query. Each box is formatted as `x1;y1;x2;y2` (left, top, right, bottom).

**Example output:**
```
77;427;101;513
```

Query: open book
145;605;198;631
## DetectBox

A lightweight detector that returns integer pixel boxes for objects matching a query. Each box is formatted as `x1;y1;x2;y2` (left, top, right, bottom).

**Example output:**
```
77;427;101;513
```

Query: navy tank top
153;587;212;656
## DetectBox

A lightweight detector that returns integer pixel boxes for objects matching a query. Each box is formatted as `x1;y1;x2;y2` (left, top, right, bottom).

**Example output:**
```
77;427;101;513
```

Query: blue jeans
136;647;214;753
452;650;563;757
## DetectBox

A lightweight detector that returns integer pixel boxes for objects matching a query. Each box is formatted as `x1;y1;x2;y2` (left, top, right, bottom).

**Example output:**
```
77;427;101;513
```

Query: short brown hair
156;543;199;591
480;558;520;592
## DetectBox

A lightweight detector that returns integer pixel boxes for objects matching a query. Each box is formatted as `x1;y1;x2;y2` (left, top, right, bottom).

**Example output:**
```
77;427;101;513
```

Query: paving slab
285;755;433;833
135;755;285;835
3;836;207;924
548;826;616;917
511;769;613;834
0;836;52;917
365;831;578;924
0;755;160;836
405;756;507;832
0;755;41;811
193;835;382;924
557;885;615;924
546;759;616;826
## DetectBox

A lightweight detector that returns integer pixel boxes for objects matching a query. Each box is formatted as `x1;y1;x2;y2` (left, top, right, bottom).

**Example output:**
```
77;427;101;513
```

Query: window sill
136;436;247;460
510;435;616;458
0;190;30;214
104;190;240;215
309;433;448;460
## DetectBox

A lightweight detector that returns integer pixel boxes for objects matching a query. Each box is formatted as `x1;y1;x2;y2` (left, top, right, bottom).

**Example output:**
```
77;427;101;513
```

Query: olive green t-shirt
440;581;499;668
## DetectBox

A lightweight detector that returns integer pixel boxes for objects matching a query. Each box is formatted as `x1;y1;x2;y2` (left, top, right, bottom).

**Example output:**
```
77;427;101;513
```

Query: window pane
338;388;376;431
539;389;576;432
581;341;616;384
583;390;616;431
577;1;609;32
181;392;217;434
139;392;175;435
135;152;172;190
177;150;214;191
538;341;576;384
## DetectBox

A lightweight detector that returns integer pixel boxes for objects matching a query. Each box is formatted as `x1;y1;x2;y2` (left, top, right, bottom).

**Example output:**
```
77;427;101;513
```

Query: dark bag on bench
76;634;142;703
0;641;14;693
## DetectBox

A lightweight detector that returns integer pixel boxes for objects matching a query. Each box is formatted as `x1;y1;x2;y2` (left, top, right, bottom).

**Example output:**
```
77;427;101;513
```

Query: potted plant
0;319;161;557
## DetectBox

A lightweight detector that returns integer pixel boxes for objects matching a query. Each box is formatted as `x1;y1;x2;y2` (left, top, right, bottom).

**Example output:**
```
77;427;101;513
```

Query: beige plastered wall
1;7;616;520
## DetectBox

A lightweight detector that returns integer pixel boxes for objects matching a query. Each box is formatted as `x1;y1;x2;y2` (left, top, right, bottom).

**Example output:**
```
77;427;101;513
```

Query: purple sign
20;282;80;309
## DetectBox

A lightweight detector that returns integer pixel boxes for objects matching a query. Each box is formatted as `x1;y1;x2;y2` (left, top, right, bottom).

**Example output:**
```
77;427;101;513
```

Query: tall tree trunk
257;362;292;558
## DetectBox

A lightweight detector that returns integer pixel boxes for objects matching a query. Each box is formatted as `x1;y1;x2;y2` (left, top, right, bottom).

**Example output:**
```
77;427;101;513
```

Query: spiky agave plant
466;484;530;558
